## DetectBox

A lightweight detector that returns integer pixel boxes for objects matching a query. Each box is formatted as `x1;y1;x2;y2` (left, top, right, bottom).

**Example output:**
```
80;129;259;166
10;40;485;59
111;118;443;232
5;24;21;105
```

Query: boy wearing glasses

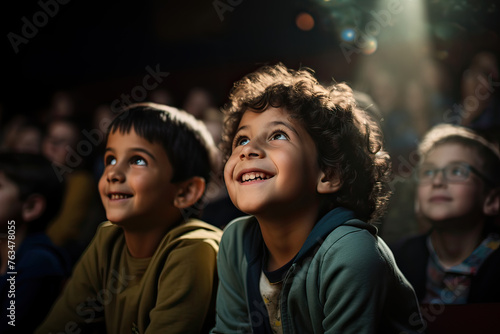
392;123;500;304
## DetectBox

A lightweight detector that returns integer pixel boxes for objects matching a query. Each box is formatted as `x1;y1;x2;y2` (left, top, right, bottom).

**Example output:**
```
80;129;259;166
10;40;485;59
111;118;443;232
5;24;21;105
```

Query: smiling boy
212;63;423;333
392;124;500;304
37;103;223;334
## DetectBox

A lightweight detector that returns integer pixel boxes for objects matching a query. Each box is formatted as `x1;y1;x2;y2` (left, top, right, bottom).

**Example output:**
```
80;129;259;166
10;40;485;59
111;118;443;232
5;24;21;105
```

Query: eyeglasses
416;162;492;184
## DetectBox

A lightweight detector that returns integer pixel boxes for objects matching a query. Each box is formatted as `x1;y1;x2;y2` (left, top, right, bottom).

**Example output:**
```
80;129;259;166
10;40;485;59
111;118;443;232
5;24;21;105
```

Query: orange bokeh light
296;12;315;31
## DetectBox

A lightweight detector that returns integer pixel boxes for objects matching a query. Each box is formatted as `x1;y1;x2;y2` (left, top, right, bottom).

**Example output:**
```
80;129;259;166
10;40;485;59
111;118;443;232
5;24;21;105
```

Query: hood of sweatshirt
294;207;377;263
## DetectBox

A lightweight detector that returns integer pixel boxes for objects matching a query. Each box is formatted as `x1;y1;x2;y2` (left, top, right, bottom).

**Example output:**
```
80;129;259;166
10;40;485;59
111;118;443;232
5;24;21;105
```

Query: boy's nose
431;170;446;187
106;166;125;183
239;141;264;160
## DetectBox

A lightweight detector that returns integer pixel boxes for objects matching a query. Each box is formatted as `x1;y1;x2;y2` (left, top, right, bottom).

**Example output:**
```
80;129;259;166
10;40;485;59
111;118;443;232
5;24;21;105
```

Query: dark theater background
2;0;499;119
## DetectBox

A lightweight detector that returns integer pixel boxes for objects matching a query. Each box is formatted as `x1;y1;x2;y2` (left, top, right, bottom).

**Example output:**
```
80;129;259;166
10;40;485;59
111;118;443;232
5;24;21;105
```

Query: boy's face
417;143;488;226
0;172;23;230
224;107;322;217
98;129;182;230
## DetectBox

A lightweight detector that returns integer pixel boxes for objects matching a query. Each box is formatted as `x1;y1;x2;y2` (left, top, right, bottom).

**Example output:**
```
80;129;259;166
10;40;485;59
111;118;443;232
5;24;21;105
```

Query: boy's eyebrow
235;125;248;134
104;147;157;161
421;160;476;166
235;121;299;136
269;121;299;136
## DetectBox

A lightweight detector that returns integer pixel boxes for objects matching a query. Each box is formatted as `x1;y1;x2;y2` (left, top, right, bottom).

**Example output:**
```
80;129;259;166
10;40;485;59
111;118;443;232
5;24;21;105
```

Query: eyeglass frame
414;161;493;185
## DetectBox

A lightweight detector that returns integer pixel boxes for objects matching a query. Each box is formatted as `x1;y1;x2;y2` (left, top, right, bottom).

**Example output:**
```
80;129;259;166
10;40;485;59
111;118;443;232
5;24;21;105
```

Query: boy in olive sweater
37;103;222;334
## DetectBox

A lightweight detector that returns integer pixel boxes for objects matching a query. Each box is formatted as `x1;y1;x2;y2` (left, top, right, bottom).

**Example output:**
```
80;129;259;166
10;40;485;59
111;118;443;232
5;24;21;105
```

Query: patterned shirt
260;250;295;334
260;272;283;334
423;233;500;304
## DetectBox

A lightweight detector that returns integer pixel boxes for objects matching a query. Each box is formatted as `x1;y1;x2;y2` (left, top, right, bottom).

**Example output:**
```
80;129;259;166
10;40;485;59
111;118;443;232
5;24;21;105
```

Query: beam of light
353;0;433;92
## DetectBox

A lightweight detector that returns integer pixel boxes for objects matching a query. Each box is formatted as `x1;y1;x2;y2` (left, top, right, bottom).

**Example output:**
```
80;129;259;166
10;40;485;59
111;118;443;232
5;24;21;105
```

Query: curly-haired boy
212;63;423;333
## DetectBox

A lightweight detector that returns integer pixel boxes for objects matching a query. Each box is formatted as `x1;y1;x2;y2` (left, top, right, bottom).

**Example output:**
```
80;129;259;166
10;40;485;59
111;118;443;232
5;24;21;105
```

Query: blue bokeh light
341;28;356;42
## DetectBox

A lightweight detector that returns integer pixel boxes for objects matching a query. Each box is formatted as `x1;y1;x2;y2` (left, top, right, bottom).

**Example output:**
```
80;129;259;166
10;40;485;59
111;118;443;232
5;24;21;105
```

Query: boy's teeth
241;172;270;182
110;194;130;199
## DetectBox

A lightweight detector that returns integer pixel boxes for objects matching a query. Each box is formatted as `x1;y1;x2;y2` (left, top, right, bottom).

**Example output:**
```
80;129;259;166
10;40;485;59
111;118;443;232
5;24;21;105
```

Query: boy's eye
270;132;288;141
422;169;434;177
450;165;466;176
105;156;117;166
131;156;147;166
418;167;435;180
235;136;250;147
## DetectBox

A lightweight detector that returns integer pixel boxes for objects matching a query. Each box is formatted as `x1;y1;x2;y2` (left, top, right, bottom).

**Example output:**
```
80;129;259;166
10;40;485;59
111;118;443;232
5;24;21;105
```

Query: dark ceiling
2;0;499;119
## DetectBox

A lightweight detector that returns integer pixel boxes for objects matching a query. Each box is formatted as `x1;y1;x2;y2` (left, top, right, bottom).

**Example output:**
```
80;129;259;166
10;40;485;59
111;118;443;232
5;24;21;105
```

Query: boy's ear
173;177;206;209
484;187;500;216
317;171;342;194
22;194;46;222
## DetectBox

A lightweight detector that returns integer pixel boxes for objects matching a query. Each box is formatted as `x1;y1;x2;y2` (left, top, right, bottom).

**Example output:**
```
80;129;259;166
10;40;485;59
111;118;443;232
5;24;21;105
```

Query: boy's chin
236;206;281;220
106;216;131;227
235;206;254;216
234;202;266;215
428;217;480;232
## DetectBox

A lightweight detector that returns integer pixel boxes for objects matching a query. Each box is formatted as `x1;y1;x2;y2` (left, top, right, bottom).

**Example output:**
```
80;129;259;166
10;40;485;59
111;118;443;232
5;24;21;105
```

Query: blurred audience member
148;87;175;106
368;70;417;168
203;106;223;145
1;115;43;154
419;58;454;114
458;52;500;135
183;87;215;120
0;153;71;334
90;104;117;183
42;116;102;265
369;70;402;117
404;80;435;139
391;124;500;305
37;90;77;125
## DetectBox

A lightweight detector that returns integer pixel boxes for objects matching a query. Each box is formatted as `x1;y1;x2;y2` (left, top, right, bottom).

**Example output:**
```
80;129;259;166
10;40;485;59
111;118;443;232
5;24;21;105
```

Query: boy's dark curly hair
220;63;391;222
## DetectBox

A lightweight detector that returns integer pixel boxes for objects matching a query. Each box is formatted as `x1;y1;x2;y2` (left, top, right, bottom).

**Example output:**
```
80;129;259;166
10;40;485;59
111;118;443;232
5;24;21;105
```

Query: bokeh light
361;36;377;55
296;12;315;31
341;28;356;42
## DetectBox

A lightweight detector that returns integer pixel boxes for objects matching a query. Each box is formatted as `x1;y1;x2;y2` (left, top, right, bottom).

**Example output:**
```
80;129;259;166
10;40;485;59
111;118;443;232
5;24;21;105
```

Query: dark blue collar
294;207;355;262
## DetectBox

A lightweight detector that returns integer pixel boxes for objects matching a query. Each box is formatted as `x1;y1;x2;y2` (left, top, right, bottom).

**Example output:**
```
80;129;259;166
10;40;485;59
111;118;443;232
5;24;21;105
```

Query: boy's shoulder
155;219;223;260
220;215;257;243
95;219;223;244
168;219;223;242
223;214;255;230
319;219;379;253
95;221;122;239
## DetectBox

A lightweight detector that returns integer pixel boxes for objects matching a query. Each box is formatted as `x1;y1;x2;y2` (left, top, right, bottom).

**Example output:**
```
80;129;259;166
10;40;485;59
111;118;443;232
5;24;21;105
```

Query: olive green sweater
36;219;222;334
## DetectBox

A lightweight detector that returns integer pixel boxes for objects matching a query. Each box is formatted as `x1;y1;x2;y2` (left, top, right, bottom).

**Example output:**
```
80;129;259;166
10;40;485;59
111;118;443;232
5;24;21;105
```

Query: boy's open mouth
109;193;132;199
241;172;273;183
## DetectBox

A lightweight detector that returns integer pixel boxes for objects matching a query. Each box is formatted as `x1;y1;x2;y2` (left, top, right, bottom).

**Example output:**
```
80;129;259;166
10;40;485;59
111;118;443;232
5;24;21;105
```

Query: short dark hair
221;63;391;222
0;153;65;233
106;103;219;216
418;123;500;187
